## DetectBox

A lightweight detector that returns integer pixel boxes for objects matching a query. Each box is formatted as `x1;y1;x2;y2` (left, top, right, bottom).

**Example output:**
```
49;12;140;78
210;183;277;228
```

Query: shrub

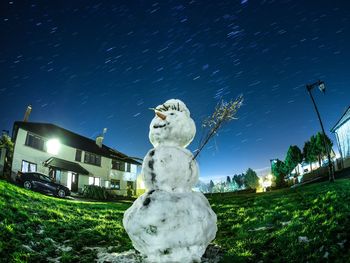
82;185;110;200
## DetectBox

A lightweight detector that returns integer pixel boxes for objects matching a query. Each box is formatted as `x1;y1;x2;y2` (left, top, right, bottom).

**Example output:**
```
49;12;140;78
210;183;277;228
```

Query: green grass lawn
1;179;350;262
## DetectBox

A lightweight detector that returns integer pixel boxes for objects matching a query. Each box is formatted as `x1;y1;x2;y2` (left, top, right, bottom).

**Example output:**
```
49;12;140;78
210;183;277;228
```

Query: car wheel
24;181;32;190
57;189;66;198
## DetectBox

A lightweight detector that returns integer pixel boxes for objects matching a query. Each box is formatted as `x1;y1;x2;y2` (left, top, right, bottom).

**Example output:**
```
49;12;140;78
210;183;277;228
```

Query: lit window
89;176;100;186
94;177;100;186
89;176;94;185
21;160;37;172
111;179;120;189
105;181;110;188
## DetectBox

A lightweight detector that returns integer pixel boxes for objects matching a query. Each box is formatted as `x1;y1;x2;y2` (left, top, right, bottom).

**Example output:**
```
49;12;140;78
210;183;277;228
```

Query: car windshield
39;175;52;182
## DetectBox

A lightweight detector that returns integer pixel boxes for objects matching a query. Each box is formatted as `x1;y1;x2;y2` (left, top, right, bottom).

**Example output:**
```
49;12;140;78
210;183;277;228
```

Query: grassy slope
1;179;350;262
210;179;350;262
0;181;132;262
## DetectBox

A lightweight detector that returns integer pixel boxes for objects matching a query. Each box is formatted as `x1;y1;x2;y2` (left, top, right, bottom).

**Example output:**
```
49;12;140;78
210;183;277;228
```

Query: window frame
111;159;125;171
25;132;45;151
75;149;82;162
88;176;100;186
84;152;101;166
126;163;131;172
21;160;37;173
110;179;121;190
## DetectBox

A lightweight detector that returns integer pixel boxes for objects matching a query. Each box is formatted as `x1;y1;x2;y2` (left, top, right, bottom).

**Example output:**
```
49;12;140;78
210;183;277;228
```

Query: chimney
95;128;107;148
23;105;32;122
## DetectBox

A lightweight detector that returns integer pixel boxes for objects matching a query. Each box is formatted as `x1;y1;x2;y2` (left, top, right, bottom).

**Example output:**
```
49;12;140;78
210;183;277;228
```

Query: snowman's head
149;99;196;148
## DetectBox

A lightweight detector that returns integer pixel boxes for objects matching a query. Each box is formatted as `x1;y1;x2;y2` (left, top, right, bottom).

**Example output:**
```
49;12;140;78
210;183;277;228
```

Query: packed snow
123;99;217;263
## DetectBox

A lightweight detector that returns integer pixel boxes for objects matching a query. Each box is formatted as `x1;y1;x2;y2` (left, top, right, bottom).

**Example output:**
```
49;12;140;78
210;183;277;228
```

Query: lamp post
306;80;335;182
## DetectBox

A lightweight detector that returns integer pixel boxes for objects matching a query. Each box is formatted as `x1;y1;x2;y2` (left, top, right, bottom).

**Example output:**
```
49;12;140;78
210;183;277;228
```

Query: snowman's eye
170;113;175;115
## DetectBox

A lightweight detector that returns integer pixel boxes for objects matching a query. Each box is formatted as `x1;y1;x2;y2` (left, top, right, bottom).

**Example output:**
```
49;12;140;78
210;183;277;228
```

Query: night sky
1;1;350;181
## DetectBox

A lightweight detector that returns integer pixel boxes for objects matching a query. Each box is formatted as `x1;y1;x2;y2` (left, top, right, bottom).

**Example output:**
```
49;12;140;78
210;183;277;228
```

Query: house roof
12;121;141;165
44;157;90;175
330;106;350;132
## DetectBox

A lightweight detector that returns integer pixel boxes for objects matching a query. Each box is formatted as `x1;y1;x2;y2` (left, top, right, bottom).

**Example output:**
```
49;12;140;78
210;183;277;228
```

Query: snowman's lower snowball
123;190;217;263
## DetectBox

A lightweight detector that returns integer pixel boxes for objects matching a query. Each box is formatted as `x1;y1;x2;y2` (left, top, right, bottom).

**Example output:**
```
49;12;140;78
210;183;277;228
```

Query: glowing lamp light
259;174;273;192
46;138;61;155
318;82;326;94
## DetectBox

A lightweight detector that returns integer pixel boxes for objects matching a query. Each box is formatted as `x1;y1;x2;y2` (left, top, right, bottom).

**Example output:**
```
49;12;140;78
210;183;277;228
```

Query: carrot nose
156;111;167;120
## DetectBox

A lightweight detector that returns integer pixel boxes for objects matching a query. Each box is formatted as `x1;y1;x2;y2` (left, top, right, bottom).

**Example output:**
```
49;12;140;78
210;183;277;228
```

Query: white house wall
12;129;51;175
12;128;138;194
335;120;350;159
109;164;137;195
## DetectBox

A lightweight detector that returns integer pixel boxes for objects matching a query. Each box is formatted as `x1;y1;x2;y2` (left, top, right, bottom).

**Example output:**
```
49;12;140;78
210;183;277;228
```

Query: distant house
11;121;141;195
331;106;350;168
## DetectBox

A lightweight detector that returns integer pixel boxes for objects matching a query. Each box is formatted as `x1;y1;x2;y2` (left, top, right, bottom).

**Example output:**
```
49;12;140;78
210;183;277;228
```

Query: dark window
75;149;82;162
25;133;44;151
126;163;131;172
21;160;37;172
127;181;134;189
110;179;120;189
84;152;101;166
112;160;125;171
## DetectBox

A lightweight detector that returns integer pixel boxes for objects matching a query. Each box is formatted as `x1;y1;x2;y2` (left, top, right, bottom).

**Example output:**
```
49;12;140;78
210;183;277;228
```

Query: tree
212;181;226;193
285;145;303;175
194;180;209;193
232;174;245;189
271;159;287;188
303;139;317;171
208;180;215;193
226;176;231;185
0;132;14;180
225;180;239;192
244;168;259;190
315;132;333;166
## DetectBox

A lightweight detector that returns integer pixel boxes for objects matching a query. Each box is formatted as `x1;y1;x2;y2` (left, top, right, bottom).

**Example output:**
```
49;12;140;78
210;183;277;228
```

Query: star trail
1;0;350;180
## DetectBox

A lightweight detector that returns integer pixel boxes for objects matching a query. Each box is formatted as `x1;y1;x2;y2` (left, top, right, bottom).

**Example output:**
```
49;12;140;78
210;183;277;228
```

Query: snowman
123;99;217;263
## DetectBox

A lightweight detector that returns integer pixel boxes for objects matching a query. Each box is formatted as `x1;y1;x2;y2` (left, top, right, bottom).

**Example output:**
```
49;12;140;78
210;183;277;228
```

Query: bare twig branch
193;95;243;160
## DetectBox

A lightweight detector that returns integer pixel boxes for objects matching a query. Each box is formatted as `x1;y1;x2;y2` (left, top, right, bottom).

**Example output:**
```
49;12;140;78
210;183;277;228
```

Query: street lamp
306;80;335;182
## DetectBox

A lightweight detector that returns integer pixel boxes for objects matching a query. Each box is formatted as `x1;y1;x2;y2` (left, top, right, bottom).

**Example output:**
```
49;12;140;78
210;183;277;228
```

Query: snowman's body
123;99;217;263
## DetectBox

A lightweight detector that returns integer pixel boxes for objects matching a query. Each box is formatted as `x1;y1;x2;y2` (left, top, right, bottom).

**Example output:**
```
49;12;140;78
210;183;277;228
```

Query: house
331;106;350;169
11;121;141;196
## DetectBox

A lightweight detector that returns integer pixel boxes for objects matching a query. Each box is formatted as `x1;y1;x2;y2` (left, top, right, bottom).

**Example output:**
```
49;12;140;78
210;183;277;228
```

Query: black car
16;172;71;198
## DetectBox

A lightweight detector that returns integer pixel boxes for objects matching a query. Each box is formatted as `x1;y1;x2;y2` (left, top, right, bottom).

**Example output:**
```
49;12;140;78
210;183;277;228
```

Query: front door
71;172;79;192
49;168;62;183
